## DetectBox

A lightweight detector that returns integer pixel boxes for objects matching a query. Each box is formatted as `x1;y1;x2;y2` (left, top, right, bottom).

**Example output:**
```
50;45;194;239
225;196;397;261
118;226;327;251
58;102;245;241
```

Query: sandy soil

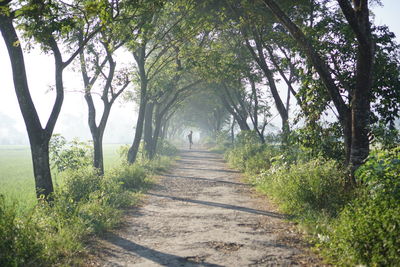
88;148;325;266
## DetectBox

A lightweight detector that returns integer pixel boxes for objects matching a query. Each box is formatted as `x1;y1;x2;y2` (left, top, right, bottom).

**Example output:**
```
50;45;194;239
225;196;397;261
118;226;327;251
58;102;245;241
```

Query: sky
0;1;399;145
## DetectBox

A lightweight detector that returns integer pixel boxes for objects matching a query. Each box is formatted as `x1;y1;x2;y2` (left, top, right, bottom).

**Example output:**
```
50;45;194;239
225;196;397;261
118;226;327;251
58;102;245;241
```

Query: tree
77;27;130;174
262;0;375;179
0;0;107;198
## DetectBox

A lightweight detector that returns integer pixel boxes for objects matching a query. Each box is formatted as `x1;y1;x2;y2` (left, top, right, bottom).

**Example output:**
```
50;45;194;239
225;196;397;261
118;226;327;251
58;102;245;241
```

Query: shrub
0;159;160;266
254;158;349;218
59;167;102;202
286;123;345;162
324;147;400;266
225;131;262;171
49;134;93;172
0;196;43;267
156;139;178;156
108;163;150;191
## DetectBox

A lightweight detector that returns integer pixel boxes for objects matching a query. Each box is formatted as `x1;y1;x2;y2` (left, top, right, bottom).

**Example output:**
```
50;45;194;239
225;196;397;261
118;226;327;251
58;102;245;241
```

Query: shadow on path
179;149;220;154
178;154;222;160
176;167;240;174
104;233;224;267
163;174;247;187
147;193;286;219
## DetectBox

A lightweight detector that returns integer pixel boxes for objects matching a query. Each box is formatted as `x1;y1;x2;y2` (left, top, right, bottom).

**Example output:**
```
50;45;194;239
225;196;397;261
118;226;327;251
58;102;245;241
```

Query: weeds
0;146;174;266
224;131;400;266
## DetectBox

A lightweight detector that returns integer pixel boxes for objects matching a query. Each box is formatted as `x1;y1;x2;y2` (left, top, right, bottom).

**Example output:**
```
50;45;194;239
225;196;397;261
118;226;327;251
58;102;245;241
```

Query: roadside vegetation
220;130;400;266
0;137;177;266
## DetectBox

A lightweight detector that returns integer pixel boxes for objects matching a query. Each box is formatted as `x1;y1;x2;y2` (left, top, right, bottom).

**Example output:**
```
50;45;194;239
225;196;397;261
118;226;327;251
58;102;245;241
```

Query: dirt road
91;149;323;266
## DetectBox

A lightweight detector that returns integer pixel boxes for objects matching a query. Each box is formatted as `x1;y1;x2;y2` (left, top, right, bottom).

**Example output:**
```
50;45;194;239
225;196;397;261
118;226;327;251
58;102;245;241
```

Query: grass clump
0;197;43;267
322;147;400;266
254;158;349;218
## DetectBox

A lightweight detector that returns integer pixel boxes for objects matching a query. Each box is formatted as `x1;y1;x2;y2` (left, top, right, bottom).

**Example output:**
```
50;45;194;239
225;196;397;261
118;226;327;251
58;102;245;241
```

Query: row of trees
1;0;399;198
172;0;399;178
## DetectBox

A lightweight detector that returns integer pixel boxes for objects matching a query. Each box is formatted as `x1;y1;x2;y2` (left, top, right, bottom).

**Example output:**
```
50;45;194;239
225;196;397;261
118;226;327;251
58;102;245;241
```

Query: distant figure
187;131;193;149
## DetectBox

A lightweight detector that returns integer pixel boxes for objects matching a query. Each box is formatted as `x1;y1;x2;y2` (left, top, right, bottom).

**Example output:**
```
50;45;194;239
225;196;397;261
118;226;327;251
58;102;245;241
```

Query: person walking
187;130;193;149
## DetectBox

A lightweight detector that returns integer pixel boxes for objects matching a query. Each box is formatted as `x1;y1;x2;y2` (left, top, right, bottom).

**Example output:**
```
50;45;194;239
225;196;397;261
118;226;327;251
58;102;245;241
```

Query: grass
1;142;176;266
0;144;126;211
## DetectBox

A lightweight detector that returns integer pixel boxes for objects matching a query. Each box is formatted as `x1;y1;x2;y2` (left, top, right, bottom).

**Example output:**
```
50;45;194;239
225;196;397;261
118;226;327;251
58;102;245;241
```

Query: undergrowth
223;131;400;266
0;141;175;266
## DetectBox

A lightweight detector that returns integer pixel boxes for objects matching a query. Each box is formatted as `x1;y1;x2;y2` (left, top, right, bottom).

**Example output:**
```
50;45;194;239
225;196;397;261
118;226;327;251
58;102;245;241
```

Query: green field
0;144;126;209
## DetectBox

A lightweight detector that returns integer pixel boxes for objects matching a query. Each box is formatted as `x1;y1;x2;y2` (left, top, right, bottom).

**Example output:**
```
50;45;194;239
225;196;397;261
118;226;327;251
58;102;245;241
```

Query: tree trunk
128;94;147;163
0;15;56;199
263;0;375;179
143;102;155;158
231;116;235;144
245;37;289;139
128;47;148;164
150;114;164;159
30;140;54;199
338;0;374;179
92;134;104;174
92;103;110;175
248;77;265;143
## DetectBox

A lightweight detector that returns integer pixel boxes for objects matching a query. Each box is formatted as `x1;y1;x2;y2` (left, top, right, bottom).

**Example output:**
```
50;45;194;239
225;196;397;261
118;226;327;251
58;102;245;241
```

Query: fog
0;38;136;145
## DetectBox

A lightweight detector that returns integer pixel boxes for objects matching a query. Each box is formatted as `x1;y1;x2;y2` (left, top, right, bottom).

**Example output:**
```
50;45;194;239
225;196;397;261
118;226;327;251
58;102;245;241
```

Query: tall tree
262;0;375;178
77;29;130;174
0;0;106;198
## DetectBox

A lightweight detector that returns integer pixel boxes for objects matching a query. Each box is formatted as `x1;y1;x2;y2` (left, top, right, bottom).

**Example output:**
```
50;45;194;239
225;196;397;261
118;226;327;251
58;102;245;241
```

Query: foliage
371;121;400;149
0;196;42;267
49;134;93;172
225;131;263;172
288;122;345;162
0;143;174;266
323;147;400;266
225;134;400;266
156;139;179;156
108;164;149;191
254;158;349;218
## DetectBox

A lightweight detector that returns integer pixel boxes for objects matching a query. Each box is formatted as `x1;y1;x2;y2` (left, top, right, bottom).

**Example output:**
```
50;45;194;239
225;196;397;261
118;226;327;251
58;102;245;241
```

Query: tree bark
338;0;374;179
143;102;155;157
128;46;148;164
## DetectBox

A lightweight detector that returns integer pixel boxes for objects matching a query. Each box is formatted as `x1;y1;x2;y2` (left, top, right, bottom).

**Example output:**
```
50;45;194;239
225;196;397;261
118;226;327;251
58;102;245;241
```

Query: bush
254;158;349;218
109;163;149;191
59;167;102;202
156;139;178;156
0;196;43;267
225;131;263;171
324;147;400;266
49;134;93;172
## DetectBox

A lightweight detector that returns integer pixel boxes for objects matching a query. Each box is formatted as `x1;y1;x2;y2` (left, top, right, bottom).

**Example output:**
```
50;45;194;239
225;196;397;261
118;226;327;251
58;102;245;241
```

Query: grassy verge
0;144;175;266
223;138;400;266
0;144;126;211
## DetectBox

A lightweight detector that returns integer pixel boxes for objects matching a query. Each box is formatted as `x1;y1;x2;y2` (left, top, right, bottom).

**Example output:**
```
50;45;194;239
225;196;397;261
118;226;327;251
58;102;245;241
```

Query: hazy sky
1;1;399;144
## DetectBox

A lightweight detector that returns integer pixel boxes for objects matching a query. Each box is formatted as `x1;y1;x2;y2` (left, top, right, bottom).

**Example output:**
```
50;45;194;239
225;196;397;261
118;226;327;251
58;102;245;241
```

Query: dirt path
90;149;323;266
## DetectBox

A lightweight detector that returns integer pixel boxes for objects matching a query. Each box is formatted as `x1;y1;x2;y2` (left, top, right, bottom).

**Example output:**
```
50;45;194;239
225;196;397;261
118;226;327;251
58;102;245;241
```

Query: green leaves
326;146;400;266
49;134;93;173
